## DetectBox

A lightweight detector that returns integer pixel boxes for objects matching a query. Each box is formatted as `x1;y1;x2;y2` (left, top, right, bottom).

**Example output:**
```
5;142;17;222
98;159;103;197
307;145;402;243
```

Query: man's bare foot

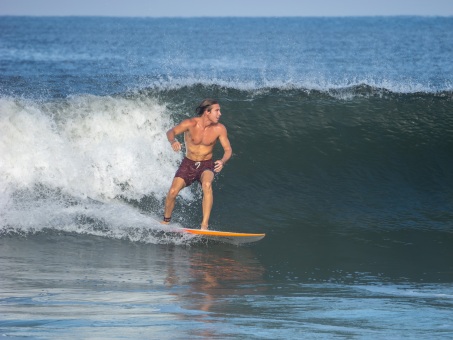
201;225;208;230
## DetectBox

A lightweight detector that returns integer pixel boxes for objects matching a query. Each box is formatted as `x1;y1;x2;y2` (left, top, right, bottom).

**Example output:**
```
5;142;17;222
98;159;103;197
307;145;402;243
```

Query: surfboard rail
181;228;265;244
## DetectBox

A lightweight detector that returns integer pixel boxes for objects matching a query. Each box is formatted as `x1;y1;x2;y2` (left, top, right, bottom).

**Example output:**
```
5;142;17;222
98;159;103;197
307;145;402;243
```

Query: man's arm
214;125;232;172
166;119;192;152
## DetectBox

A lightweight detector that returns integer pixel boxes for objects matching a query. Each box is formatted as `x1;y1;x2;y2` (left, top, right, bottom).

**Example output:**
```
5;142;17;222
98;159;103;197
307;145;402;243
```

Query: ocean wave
133;77;453;100
1;83;452;237
2;74;452;103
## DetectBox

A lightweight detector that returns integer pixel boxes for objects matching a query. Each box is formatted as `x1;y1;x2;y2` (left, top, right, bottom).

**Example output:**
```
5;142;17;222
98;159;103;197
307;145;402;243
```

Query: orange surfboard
182;228;265;244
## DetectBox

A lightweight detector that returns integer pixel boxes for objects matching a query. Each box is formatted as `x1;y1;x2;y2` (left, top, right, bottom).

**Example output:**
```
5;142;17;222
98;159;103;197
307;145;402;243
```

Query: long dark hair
195;98;218;116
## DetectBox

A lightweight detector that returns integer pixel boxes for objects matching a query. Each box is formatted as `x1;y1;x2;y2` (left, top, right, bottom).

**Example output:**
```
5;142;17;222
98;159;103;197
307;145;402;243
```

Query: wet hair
195;98;219;116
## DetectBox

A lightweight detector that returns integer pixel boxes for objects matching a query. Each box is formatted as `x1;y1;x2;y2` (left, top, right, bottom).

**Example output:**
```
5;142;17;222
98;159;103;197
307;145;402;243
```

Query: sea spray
0;94;196;239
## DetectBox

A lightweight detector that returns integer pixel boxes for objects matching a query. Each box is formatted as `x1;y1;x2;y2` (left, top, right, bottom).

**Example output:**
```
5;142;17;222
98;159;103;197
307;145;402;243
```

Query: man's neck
200;114;214;128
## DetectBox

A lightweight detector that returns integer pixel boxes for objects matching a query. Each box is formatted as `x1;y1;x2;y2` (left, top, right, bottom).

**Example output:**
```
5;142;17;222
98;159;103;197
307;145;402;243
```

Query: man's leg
200;170;215;230
161;177;186;224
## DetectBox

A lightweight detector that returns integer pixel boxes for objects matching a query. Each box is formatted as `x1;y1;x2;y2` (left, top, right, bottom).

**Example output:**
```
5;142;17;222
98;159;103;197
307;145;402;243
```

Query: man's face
208;104;221;123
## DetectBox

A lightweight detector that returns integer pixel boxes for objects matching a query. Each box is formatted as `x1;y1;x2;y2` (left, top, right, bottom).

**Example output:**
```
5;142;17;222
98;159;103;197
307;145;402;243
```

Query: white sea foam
0;95;194;240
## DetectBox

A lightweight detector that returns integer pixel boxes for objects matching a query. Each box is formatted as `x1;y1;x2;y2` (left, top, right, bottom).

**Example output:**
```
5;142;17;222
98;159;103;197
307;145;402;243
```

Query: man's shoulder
180;117;198;127
214;122;227;132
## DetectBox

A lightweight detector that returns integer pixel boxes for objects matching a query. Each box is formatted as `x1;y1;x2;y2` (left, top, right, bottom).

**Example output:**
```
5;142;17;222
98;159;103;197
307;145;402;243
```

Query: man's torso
184;119;221;161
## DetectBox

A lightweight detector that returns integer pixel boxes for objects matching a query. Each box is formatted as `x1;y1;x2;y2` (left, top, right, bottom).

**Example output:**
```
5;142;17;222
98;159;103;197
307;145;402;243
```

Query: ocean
1;16;453;339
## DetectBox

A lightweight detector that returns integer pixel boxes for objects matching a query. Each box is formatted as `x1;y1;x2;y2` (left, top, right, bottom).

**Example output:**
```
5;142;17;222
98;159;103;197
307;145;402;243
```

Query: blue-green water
1;16;453;338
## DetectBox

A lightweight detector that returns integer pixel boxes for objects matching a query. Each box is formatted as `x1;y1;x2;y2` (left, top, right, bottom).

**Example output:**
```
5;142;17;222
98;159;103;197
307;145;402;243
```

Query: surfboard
181;228;265;245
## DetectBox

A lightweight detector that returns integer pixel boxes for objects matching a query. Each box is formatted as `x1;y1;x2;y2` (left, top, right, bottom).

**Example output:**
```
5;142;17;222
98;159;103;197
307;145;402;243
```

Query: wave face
216;87;453;232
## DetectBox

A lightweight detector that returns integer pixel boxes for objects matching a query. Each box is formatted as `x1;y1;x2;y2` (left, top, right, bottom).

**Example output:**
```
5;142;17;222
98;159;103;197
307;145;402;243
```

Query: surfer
161;98;232;230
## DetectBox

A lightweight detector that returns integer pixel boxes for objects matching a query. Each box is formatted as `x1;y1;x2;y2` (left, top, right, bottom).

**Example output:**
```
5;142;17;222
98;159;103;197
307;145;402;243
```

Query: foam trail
2;193;195;245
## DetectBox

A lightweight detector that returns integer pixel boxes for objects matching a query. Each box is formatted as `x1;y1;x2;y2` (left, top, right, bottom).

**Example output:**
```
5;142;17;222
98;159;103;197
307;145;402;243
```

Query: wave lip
133;74;453;96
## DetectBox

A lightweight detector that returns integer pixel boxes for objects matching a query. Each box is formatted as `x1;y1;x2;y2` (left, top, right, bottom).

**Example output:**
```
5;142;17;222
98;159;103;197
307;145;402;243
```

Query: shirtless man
161;99;232;229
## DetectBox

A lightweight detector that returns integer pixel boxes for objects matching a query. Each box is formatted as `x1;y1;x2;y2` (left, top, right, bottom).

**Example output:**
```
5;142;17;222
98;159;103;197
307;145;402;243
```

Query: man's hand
214;160;224;172
171;140;182;152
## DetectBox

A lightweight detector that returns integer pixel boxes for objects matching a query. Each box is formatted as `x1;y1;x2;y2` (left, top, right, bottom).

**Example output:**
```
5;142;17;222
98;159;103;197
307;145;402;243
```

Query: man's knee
168;187;179;198
167;178;185;198
201;180;212;193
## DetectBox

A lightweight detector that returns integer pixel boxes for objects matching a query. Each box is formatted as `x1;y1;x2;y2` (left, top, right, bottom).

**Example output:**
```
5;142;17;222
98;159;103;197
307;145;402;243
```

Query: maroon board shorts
175;157;215;186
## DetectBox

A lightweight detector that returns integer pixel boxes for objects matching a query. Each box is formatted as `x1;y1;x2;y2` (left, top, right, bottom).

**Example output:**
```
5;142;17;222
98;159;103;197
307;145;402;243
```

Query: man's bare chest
185;128;218;146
